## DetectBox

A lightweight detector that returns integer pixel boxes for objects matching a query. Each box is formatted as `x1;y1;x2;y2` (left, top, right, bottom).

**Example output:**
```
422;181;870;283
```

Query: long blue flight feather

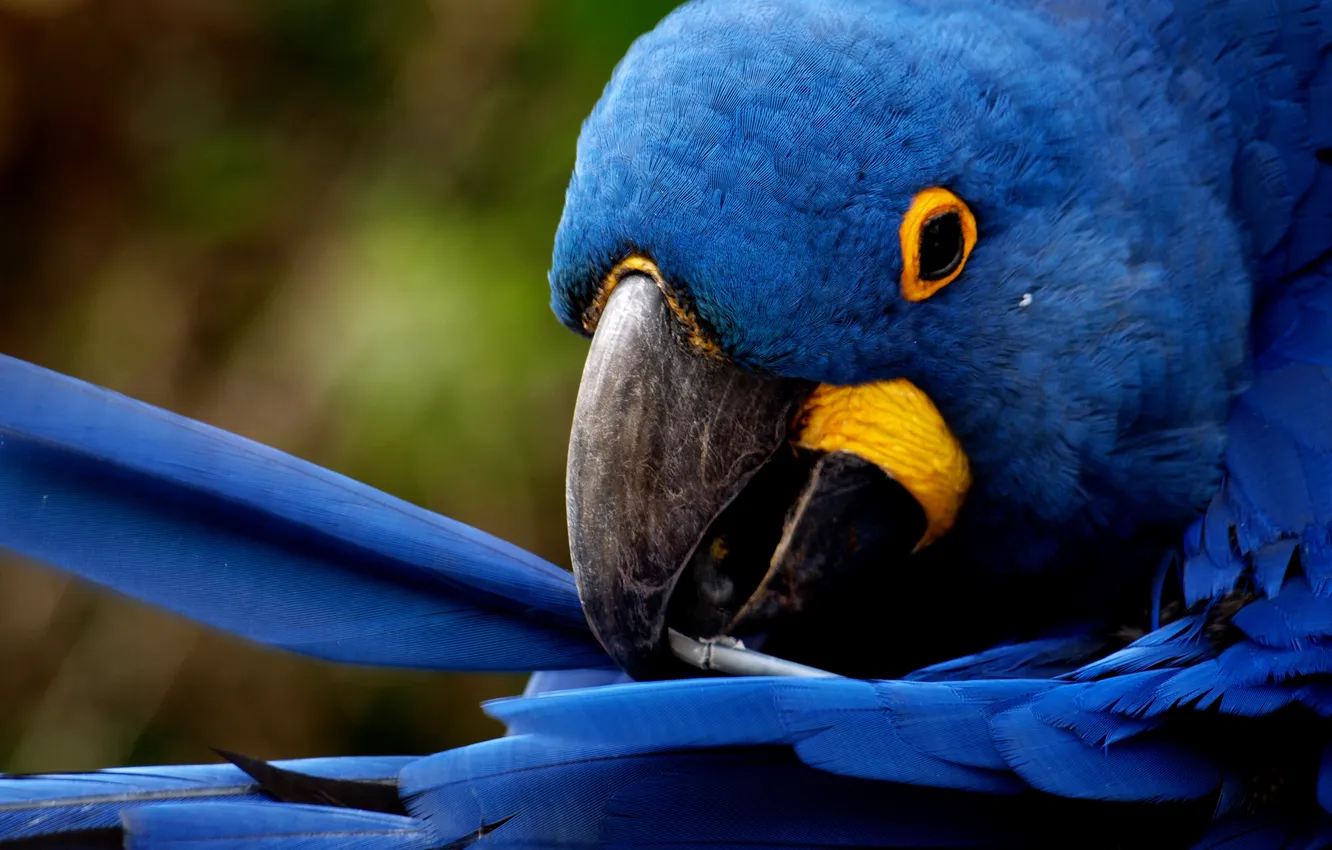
401;724;1210;847
0;757;412;842
0;354;606;672
121;803;434;850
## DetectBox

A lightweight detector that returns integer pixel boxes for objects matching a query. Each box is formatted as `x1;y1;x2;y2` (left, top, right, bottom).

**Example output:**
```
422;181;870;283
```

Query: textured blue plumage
1;0;1330;846
492;677;1041;792
0;757;412;842
1188;816;1332;850
904;634;1117;681
122;804;433;850
991;701;1221;803
1202;271;1332;603
403;738;1206;848
0;354;604;672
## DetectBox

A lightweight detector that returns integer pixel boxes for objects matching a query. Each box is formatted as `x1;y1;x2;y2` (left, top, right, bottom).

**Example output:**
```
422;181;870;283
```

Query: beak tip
572;555;680;679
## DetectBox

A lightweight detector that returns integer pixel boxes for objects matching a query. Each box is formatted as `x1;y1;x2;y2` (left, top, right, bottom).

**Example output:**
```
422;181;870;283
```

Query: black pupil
918;211;964;281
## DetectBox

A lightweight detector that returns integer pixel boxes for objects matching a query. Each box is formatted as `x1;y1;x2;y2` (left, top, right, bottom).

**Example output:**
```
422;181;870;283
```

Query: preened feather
0;355;605;672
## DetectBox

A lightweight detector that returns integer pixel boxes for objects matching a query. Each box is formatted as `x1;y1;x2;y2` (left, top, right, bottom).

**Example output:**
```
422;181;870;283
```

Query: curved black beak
567;277;925;679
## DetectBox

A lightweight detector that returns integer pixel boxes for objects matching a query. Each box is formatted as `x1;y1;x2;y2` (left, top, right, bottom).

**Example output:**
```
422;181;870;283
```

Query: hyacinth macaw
1;0;1331;846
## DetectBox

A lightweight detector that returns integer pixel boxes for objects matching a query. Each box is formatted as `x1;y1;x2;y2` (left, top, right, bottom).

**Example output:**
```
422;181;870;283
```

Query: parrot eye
920;213;964;279
899;187;977;301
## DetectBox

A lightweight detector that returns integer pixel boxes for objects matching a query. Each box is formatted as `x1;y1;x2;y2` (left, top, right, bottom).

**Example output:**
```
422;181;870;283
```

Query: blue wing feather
490;677;1051;793
0;354;606;672
904;634;1115;681
1188;816;1332;850
122;803;434;850
0;757;412;842
401;731;1206;848
989;701;1223;803
1147;0;1331;289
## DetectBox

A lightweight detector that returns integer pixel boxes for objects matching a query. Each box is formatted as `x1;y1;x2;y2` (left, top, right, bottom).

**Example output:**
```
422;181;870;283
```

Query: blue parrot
1;0;1330;846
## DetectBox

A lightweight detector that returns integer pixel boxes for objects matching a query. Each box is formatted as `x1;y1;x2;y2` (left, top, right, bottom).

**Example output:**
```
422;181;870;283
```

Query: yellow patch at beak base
793;380;970;550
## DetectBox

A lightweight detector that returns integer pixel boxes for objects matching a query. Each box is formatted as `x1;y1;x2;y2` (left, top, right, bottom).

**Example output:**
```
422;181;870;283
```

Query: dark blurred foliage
0;0;681;772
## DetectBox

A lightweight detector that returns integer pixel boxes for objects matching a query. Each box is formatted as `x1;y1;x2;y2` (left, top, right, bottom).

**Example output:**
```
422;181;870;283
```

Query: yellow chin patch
793;380;970;550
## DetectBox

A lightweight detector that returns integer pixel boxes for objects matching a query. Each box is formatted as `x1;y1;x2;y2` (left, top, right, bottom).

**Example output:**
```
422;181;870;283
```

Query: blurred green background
0;0;681;772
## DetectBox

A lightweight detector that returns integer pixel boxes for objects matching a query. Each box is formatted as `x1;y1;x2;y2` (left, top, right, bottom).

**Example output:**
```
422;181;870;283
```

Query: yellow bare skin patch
899;186;977;302
585;255;720;355
793;380;971;549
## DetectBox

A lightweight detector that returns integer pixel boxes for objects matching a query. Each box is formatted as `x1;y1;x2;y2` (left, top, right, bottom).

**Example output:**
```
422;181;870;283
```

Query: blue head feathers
550;0;1254;594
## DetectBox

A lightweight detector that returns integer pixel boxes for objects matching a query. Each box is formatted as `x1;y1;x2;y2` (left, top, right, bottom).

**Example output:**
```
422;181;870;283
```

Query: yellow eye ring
899;187;977;302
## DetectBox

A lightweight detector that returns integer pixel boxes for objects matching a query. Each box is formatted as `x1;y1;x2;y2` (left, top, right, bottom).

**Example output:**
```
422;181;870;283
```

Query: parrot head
551;0;1253;679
